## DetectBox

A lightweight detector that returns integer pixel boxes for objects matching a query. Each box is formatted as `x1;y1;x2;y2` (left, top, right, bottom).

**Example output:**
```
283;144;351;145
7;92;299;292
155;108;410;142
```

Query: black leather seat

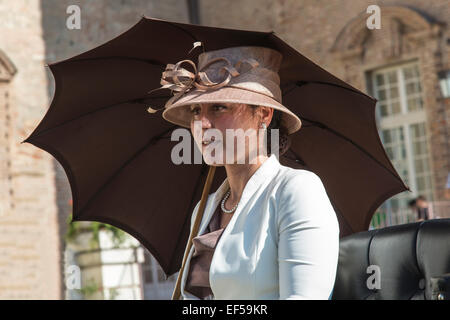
332;218;450;299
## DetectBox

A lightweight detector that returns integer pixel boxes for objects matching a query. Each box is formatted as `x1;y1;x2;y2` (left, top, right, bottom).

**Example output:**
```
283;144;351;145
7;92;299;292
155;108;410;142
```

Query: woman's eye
214;104;226;111
190;108;200;115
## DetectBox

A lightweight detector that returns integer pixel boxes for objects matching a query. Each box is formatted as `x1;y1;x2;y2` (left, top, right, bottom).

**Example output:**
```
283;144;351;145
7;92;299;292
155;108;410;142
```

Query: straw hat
150;45;302;135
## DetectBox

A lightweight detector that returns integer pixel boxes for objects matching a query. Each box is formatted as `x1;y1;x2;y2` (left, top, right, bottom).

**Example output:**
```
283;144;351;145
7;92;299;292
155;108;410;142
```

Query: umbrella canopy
22;15;410;278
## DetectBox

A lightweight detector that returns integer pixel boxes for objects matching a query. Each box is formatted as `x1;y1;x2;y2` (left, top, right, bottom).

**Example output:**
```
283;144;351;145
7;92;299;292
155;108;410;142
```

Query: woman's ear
260;106;274;127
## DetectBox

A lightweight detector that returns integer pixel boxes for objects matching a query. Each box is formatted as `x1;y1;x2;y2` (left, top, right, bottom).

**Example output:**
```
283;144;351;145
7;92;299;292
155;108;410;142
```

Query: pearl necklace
221;190;238;214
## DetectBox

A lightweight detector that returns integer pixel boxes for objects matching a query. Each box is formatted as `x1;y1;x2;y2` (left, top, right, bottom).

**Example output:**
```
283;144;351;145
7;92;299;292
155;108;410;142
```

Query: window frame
369;61;435;212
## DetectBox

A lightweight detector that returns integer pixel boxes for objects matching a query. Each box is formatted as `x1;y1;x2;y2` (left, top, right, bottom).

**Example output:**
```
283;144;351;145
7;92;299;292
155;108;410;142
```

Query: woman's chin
202;155;225;166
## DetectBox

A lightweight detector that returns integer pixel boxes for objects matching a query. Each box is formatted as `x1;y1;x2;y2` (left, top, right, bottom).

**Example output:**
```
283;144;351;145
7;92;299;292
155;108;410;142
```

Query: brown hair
249;104;291;156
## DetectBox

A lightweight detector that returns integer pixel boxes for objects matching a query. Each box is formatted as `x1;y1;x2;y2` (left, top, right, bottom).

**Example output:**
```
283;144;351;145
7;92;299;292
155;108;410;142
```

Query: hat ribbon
147;56;259;113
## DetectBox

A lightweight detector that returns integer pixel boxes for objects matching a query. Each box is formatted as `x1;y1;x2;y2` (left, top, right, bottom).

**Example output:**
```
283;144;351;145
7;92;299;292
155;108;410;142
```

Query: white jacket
180;153;340;300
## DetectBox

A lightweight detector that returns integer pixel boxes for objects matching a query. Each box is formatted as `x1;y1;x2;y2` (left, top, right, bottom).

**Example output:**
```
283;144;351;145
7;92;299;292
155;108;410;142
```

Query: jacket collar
199;154;281;234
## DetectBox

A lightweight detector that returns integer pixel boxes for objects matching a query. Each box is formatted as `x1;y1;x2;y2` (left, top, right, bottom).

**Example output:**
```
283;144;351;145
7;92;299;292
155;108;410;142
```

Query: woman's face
189;103;273;165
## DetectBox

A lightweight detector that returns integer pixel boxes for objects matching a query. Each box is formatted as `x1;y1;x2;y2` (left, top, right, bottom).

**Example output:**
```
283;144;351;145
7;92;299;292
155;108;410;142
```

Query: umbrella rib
283;81;377;102
77;125;177;217
297;116;408;190
49;56;167;68
159;21;200;46
142;18;203;56
22;95;171;143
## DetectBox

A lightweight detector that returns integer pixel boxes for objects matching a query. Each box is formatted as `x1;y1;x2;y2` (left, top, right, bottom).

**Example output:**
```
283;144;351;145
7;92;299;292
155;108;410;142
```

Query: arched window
331;6;445;226
371;61;434;212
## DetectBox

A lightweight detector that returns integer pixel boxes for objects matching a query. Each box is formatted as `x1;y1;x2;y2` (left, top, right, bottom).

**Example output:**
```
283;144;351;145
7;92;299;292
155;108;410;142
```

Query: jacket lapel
199;153;281;234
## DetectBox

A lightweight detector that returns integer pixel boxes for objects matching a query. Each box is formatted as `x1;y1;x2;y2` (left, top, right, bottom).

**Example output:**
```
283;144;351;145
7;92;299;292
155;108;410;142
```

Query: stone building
0;0;449;299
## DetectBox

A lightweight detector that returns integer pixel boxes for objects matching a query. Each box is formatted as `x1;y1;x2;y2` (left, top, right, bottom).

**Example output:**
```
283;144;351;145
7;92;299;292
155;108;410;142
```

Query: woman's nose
191;113;212;135
199;113;212;129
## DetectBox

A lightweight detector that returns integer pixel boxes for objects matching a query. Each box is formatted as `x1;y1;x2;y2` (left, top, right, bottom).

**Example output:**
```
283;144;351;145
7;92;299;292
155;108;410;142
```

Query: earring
260;122;267;130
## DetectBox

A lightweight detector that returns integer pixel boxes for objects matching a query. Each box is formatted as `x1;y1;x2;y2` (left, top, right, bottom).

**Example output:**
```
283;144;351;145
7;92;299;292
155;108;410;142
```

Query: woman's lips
202;135;216;145
201;139;221;148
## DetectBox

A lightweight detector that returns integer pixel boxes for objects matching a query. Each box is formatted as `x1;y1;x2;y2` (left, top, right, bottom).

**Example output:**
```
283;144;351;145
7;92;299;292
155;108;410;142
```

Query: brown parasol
21;16;411;299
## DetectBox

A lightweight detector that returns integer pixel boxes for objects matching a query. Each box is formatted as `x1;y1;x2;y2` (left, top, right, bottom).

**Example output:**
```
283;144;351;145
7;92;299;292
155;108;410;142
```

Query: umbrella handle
171;165;217;300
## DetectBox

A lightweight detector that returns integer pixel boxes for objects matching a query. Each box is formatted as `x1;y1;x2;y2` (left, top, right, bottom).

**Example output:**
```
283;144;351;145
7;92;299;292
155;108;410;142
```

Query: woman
159;45;340;299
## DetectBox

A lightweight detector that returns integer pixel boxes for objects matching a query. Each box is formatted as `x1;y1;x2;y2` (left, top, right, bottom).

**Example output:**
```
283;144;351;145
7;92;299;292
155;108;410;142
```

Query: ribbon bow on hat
147;42;260;113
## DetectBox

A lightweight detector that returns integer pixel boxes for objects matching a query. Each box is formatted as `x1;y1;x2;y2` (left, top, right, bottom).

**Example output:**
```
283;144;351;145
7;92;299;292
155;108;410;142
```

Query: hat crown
198;46;282;74
197;46;283;102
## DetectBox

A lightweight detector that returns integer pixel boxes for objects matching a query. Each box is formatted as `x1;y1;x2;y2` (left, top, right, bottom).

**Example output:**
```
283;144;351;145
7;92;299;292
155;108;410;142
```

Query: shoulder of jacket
275;166;339;229
273;167;331;215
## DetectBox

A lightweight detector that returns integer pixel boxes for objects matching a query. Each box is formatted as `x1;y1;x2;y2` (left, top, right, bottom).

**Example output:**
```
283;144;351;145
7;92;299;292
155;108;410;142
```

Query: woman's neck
223;154;269;203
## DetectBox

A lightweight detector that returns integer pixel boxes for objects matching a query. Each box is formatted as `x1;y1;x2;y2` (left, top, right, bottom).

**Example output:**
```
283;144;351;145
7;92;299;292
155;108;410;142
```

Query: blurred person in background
408;199;418;220
415;195;431;221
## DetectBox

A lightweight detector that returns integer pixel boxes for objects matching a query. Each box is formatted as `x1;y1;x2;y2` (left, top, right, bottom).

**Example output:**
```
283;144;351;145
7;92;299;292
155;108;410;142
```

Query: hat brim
161;86;302;135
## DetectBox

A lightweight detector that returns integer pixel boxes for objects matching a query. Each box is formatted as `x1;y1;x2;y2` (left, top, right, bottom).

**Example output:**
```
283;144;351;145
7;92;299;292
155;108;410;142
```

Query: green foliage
79;278;99;298
108;287;120;300
65;213;128;248
78;279;120;300
370;210;386;229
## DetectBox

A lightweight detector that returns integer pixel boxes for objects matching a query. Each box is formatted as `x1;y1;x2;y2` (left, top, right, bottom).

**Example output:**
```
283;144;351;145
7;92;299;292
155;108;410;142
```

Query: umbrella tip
21;136;31;144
